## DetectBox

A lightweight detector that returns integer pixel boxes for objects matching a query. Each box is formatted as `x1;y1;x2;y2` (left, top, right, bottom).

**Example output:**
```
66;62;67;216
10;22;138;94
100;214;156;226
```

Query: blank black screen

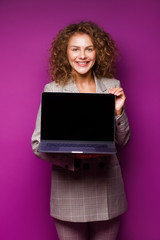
41;92;115;141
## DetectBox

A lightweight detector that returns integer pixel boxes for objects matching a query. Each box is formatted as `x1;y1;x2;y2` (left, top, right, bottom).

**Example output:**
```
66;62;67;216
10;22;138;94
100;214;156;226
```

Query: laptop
38;92;116;154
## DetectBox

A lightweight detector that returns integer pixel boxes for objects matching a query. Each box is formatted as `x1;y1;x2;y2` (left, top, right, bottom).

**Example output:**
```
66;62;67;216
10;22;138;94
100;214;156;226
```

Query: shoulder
100;77;121;88
43;81;63;92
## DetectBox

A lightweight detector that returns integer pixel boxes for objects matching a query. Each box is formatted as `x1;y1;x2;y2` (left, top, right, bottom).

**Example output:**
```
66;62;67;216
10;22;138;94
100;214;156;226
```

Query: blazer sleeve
31;84;75;171
115;109;130;146
114;81;131;146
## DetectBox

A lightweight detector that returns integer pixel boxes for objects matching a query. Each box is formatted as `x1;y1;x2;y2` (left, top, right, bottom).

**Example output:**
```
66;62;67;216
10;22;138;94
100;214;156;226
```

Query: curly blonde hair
49;21;118;84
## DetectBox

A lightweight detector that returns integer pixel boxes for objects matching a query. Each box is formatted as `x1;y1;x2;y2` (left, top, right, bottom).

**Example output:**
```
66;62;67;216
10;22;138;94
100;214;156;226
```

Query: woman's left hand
108;87;126;116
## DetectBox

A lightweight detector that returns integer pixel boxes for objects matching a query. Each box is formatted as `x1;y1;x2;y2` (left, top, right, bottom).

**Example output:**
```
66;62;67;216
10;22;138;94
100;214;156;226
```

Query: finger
110;89;124;97
108;87;123;94
115;90;125;97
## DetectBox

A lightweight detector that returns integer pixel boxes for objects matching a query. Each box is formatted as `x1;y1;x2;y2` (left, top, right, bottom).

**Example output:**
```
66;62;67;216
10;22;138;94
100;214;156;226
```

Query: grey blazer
31;76;130;222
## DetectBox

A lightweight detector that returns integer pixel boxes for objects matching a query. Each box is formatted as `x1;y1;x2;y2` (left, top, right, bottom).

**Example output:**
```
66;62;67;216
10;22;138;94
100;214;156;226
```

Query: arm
115;109;130;146
108;81;131;147
31;84;75;171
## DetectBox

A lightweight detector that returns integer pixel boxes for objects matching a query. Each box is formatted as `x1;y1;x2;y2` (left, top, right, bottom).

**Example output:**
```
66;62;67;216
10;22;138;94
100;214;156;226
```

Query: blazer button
118;122;121;126
65;164;68;169
98;161;105;168
83;163;89;170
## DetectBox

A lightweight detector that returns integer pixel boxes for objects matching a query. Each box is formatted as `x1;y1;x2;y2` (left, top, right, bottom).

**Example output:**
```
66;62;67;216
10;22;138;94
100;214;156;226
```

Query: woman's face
67;33;96;76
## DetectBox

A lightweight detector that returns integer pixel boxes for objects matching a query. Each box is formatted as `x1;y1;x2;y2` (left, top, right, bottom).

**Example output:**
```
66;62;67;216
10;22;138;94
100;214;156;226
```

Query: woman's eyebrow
70;45;94;48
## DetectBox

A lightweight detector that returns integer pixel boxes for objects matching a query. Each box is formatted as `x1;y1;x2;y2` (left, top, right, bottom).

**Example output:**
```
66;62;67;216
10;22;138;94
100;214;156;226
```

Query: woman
31;21;130;240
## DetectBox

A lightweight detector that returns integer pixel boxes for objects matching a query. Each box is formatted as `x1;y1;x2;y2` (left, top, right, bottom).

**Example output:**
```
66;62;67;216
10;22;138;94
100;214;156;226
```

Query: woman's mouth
76;61;89;67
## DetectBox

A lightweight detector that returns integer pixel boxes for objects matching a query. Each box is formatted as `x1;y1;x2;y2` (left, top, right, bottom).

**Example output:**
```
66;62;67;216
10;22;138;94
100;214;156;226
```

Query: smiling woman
31;21;130;240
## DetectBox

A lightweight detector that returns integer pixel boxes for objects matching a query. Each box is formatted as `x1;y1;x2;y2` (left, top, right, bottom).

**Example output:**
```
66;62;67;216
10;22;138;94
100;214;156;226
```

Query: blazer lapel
63;78;79;93
94;74;108;93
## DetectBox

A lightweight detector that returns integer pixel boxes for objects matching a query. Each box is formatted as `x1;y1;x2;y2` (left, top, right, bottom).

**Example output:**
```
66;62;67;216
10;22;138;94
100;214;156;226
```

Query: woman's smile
76;61;90;66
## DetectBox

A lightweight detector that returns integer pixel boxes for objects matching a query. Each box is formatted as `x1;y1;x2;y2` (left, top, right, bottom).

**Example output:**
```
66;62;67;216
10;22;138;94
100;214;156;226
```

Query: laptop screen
41;92;115;142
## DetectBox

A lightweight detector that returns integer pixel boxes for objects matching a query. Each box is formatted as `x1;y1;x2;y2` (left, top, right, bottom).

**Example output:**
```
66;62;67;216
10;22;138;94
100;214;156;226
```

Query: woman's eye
73;48;78;51
87;48;93;51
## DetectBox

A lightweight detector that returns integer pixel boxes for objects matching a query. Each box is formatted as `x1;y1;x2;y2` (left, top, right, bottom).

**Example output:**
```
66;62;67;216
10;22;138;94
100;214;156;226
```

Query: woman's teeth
77;62;88;65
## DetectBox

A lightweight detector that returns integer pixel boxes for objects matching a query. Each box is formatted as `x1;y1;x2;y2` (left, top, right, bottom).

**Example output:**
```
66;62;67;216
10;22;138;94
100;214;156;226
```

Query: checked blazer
31;75;130;222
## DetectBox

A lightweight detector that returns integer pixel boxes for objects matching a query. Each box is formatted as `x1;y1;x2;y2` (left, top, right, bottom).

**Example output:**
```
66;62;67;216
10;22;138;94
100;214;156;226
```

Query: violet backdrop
0;0;160;239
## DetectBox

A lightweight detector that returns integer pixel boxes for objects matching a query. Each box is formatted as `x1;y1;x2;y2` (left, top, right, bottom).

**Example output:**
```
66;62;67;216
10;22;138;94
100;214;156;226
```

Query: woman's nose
79;50;86;59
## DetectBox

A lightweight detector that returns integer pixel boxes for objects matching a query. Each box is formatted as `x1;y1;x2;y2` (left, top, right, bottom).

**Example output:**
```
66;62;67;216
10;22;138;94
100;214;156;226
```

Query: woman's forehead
68;33;93;46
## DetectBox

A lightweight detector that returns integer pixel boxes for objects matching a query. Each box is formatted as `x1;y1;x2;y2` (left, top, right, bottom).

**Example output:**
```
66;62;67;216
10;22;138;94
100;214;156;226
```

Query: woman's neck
73;71;96;93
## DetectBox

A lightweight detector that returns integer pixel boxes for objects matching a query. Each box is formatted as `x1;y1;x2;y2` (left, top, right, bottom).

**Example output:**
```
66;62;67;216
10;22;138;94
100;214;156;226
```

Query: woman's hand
108;87;126;116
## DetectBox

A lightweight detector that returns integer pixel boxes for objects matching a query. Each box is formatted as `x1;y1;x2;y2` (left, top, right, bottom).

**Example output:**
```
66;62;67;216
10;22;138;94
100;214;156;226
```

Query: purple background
0;0;160;239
